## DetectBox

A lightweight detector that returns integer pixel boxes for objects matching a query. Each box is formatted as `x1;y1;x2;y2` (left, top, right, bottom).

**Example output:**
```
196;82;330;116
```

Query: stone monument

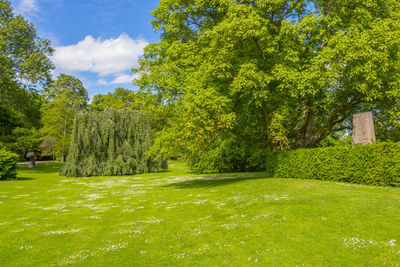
26;152;36;168
352;112;376;145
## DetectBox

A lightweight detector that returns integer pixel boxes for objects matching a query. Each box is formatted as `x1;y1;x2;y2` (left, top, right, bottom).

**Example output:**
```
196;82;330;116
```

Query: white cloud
14;0;39;16
97;73;140;86
97;79;109;86
52;34;148;77
111;73;136;84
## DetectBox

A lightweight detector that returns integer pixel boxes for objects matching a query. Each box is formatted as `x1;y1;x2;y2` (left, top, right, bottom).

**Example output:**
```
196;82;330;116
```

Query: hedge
266;143;400;187
0;149;19;180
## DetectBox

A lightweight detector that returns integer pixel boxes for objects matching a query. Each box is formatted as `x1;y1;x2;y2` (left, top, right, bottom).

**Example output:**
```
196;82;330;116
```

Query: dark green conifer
61;108;166;177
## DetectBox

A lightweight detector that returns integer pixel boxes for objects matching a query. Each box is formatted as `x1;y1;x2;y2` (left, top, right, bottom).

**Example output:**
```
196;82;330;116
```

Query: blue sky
10;0;160;98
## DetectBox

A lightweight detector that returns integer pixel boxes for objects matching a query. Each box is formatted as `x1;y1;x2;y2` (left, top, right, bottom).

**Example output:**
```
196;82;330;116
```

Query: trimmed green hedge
266;143;400;187
0;149;19;180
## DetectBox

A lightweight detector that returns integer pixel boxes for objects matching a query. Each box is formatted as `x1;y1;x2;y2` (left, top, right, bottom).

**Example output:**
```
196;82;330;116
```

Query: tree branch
317;95;360;140
252;37;267;72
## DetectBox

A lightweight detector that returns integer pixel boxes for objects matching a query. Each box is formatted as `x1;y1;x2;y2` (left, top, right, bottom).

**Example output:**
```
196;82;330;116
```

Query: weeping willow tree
61;108;167;177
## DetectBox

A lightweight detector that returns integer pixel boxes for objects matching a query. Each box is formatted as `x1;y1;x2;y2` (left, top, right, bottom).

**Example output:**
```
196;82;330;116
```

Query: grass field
1;162;400;266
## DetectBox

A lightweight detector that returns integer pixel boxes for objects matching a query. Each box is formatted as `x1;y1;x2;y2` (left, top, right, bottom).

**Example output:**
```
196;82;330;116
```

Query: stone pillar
28;156;36;168
26;152;36;168
352;112;376;145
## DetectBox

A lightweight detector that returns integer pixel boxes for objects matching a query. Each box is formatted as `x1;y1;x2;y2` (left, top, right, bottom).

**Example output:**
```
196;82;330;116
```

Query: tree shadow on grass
164;173;270;189
16;177;36;181
0;177;36;182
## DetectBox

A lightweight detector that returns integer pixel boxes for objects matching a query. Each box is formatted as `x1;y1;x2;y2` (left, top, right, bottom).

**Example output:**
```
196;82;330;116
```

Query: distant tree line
1;0;400;174
0;0;167;162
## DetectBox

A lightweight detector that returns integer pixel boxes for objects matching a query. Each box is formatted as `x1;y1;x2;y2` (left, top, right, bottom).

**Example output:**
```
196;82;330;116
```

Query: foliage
135;0;400;169
0;92;44;136
89;87;175;133
374;111;400;142
0;127;43;159
316;132;352;148
0;0;53;134
0;0;52;162
185;133;267;173
41;74;88;161
61;108;167;177
0;148;18;180
90;87;140;111
39;136;57;160
266;143;400;186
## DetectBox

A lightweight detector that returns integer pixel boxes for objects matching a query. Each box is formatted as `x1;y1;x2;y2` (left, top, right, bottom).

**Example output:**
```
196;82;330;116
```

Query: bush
0;149;19;180
266;143;400;187
187;135;267;174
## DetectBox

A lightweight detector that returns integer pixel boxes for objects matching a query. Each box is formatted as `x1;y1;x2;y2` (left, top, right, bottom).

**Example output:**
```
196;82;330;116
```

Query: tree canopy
41;74;88;161
0;0;54;134
90;87;175;133
135;0;400;171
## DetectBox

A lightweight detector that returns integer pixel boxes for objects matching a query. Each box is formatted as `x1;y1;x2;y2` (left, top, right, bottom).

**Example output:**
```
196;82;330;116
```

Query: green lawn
1;162;400;266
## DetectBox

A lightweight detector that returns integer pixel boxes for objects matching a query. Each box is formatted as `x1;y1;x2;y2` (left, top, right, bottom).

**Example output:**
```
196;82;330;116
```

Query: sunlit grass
0;162;399;266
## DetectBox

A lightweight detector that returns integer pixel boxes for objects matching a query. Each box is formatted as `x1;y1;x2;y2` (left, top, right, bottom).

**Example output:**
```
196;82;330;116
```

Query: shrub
266;143;400;187
0;149;19;180
187;135;267;174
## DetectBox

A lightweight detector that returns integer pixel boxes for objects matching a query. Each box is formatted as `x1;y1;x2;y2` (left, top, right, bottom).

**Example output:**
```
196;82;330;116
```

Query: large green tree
135;0;400;171
90;87;175;133
90;87;162;115
42;74;88;161
0;0;54;135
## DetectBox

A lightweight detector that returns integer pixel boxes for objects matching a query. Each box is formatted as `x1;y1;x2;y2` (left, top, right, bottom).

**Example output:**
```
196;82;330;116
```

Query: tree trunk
294;97;359;148
62;110;67;162
294;132;321;148
294;104;320;148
